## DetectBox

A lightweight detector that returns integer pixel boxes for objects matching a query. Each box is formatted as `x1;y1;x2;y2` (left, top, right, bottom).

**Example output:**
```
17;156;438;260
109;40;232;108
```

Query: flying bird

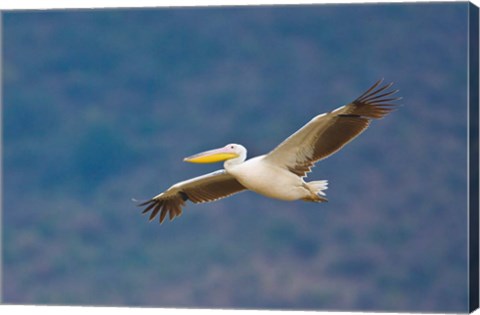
137;79;401;224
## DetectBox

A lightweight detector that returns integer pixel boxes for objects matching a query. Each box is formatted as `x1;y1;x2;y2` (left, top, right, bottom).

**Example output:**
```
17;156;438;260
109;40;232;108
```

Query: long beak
183;147;239;164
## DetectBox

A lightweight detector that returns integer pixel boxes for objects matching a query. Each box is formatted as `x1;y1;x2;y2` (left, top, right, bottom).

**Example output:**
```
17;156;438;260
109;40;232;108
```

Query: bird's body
137;79;401;223
226;155;317;201
225;155;326;201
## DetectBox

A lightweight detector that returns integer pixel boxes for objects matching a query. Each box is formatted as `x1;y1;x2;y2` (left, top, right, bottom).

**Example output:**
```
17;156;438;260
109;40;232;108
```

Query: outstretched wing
264;79;401;177
137;170;246;224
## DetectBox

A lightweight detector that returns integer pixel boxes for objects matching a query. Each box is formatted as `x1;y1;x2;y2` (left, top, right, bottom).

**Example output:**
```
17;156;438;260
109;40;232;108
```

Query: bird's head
183;143;247;164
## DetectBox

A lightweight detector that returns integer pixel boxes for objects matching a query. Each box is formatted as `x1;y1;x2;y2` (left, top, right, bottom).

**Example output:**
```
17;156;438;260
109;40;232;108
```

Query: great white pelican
137;79;400;224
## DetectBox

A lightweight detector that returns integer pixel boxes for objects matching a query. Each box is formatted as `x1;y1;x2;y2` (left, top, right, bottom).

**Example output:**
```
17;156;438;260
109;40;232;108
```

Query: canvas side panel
469;2;479;313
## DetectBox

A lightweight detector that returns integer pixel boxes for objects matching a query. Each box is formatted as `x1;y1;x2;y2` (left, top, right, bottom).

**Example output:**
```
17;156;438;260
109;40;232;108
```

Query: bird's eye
230;145;235;149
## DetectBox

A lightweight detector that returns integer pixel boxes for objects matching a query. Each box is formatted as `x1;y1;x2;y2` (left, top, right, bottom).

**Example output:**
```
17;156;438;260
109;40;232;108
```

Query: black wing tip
136;196;185;224
349;79;402;119
355;79;401;104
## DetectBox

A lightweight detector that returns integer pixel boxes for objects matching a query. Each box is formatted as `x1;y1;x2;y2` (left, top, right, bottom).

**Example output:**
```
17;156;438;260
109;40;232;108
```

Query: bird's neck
224;155;246;170
224;146;247;171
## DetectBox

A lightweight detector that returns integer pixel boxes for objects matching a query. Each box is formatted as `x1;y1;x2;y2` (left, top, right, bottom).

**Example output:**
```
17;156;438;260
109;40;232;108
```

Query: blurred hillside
2;2;471;312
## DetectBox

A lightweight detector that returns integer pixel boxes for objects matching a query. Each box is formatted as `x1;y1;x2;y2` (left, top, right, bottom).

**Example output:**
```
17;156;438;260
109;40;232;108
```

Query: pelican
137;79;400;224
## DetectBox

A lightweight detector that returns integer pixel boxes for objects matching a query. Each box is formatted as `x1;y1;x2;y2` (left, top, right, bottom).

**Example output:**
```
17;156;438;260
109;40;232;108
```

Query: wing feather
265;79;401;177
137;170;246;224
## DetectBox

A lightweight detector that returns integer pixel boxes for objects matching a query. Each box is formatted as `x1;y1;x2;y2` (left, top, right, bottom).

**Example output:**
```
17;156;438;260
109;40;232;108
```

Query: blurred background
2;2;471;312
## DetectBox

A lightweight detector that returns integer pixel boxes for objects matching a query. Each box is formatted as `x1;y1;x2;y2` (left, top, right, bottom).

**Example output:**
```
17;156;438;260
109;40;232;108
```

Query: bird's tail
303;180;328;202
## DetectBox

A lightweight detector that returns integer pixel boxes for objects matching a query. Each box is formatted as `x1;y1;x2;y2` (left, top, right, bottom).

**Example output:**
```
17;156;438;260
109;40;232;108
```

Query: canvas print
2;1;479;313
